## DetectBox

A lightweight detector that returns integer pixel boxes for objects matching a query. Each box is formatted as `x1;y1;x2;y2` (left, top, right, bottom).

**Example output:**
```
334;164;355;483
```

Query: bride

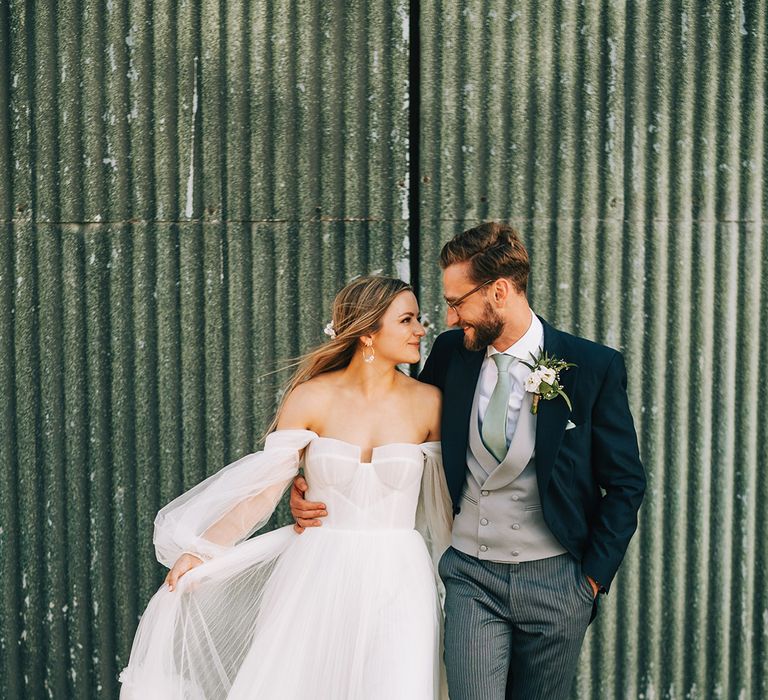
118;276;453;699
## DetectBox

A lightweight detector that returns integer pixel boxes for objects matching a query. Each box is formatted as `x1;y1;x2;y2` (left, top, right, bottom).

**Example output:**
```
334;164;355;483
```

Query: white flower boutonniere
521;349;576;415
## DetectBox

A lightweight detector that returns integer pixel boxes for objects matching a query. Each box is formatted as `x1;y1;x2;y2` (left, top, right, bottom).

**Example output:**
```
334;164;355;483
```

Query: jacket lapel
534;318;579;492
442;343;485;505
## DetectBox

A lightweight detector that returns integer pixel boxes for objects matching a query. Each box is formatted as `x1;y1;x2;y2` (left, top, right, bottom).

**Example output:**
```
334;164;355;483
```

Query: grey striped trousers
439;547;594;700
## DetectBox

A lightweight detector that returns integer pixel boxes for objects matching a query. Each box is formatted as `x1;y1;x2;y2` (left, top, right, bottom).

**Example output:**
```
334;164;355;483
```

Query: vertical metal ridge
573;2;602;343
152;0;179;221
179;225;207;486
14;226;43;699
744;8;767;699
756;225;768;698
226;0;251;222
202;224;227;458
82;2;106;220
108;226;138;670
528;0;556;315
0;224;21;695
0;1;12;219
83;228;116;697
177;0;201;222
202;0;225;218
251;223;278;436
104;0;131;221
408;0;420;294
718;6;752;698
34;1;58;222
319;2;343;220
706;4;738;695
155;226;183;500
128;0;155;219
551;1;579;338
663;4;696;696
131;224;162;614
10;2;34;221
295;0;320;222
58;1;83;223
342;0;366;222
38;227;69;694
602;8;632;697
61;226;94;696
226;222;254;454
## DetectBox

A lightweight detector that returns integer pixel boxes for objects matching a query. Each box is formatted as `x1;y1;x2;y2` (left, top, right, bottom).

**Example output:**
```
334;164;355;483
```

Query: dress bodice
304;437;434;531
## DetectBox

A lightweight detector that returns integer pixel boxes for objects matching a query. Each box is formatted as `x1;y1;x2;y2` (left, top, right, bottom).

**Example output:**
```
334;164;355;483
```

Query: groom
292;223;645;699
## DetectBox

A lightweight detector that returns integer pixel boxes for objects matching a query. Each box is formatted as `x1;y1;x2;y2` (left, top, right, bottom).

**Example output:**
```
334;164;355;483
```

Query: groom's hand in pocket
290;476;327;533
586;575;600;599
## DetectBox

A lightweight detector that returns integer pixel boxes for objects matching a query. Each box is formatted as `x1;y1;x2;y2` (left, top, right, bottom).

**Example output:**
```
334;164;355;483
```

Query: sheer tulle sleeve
416;441;452;700
415;441;453;577
153;429;317;567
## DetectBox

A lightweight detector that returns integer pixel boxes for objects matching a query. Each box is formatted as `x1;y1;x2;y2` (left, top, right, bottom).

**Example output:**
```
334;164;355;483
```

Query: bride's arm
423;384;442;442
162;383;322;578
164;474;291;591
282;382;331;533
196;382;325;544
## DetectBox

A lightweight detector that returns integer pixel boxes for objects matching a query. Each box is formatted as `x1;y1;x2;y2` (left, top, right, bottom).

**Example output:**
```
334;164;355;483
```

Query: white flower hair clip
323;320;336;339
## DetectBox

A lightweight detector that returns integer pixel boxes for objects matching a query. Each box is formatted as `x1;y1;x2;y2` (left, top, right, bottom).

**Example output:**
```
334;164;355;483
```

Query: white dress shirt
476;310;543;441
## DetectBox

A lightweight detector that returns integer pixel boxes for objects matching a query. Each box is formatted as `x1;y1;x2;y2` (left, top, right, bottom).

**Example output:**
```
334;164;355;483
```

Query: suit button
512;523;520;530
480;518;488;526
481;490;489;496
480;545;488;552
512;495;519;501
512;550;519;557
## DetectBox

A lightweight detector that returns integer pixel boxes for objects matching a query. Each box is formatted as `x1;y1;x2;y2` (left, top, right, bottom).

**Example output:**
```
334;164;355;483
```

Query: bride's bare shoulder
398;373;442;406
299;370;347;394
396;374;442;440
277;373;341;428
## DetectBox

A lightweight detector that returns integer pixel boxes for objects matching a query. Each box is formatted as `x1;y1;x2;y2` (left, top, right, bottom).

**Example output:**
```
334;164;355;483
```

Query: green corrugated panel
0;1;408;696
419;2;767;698
3;0;767;698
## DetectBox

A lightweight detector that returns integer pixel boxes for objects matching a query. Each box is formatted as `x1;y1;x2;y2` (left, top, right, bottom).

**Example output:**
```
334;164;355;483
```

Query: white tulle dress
118;430;453;700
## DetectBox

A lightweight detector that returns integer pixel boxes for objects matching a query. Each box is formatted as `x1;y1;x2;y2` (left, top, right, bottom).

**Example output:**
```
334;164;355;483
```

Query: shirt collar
486;309;543;364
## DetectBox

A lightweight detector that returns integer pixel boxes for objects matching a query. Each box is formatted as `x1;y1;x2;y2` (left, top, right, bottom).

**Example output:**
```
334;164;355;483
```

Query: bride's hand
165;553;204;592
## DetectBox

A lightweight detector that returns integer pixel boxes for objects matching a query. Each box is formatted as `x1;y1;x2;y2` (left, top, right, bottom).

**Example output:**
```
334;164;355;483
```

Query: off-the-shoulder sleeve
415;442;453;576
153;430;317;568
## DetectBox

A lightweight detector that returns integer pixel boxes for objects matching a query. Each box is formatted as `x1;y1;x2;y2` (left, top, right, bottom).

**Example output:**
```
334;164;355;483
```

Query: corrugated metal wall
0;1;409;697
1;1;766;698
419;2;767;699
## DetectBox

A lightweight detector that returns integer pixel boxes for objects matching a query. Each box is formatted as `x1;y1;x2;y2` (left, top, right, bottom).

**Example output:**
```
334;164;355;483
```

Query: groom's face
442;263;504;351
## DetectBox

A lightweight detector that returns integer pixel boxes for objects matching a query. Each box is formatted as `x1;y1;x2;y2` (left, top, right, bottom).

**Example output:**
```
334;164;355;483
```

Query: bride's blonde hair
266;275;413;434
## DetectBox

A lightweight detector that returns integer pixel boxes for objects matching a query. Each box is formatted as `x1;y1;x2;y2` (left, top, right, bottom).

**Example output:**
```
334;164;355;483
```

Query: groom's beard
462;301;505;351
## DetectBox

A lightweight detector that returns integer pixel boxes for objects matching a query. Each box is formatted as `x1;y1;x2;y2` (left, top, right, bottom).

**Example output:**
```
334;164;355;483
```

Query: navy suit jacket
418;317;646;593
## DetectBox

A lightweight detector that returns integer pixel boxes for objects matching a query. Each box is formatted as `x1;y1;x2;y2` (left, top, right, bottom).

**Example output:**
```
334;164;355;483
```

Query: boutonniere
521;349;576;415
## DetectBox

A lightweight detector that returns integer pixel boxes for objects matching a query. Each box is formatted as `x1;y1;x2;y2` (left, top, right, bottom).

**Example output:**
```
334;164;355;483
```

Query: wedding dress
118;430;452;699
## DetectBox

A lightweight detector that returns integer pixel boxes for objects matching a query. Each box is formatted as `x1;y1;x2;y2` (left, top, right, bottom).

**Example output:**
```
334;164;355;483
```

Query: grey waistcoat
451;379;567;563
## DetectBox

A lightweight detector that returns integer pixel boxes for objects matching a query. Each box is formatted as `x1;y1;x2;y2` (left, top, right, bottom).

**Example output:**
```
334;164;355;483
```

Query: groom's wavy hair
266;275;412;435
440;222;530;294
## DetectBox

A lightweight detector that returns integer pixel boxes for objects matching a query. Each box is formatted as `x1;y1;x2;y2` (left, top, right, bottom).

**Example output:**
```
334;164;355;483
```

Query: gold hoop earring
363;343;375;364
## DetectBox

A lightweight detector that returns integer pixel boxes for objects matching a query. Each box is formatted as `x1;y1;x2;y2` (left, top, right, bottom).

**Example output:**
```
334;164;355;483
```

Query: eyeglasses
444;279;494;311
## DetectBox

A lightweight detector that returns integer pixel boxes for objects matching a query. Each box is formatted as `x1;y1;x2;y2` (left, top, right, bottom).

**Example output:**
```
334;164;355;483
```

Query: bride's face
368;291;425;365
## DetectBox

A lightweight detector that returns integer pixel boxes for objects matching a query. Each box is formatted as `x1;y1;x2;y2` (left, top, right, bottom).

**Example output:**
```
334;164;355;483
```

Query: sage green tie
482;353;515;462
